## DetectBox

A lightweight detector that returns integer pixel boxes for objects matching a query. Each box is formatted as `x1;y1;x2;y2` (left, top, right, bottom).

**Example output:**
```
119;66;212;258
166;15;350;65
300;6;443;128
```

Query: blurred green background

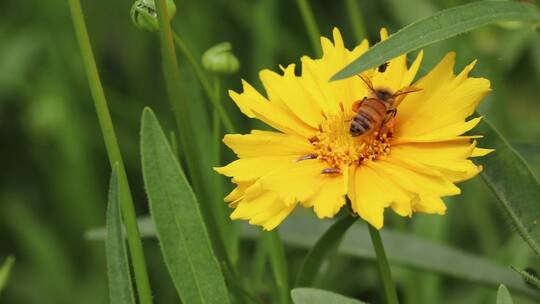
1;0;539;303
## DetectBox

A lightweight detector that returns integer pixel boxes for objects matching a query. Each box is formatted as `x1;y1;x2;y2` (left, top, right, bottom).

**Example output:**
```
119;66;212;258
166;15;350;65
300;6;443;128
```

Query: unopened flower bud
202;42;240;74
131;0;176;32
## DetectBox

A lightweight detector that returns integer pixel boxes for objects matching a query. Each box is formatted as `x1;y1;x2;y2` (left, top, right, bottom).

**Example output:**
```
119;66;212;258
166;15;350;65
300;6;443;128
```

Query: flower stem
263;230;291;304
154;0;237;279
172;32;236;133
368;225;399;304
67;1;152;304
345;0;367;42
295;0;322;57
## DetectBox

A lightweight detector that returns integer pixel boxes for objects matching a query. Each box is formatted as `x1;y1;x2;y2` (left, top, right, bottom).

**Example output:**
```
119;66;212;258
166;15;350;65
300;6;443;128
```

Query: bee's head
375;89;393;102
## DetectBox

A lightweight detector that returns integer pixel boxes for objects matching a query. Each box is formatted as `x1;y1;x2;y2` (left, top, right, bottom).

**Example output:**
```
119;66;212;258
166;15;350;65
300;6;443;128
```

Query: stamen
309;108;393;171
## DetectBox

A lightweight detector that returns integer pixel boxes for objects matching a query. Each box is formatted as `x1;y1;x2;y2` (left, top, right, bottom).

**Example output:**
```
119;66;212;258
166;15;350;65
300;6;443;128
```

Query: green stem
263;230;291;304
154;2;243;300
172;32;236;133
295;0;322;57
211;78;238;265
67;1;152;304
368;225;399;304
154;0;196;160
345;0;367;42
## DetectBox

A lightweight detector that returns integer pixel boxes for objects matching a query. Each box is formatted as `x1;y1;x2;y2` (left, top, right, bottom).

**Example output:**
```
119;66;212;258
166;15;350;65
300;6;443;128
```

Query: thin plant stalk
263;230;291;304
153;4;261;304
154;0;198;169
154;0;237;274
341;4;399;301
368;225;399;304
172;32;235;133
295;0;322;57
294;0;399;301
345;0;367;42
211;78;239;264
172;15;289;300
67;1;152;303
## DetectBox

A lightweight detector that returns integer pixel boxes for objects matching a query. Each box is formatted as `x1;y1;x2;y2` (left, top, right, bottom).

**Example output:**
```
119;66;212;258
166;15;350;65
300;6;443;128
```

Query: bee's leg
385;108;397;121
381;109;397;135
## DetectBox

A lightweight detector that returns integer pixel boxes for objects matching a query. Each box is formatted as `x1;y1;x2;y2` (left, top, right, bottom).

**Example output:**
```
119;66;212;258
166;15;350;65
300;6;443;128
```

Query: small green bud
202;42;240;74
131;0;176;32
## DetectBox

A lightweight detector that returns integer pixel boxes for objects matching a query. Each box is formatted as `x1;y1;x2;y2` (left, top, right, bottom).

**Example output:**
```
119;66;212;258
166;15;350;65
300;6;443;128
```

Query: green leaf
291;288;367;304
106;165;136;304
0;255;15;297
295;215;356;287
85;214;540;299
475;118;540;256
497;284;514;304
512;267;540;289
244;215;540;300
331;1;540;80
140;108;230;304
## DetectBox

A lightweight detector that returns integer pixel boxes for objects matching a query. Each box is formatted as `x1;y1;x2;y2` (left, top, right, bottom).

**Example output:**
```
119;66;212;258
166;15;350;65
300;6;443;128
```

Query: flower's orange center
309;106;392;170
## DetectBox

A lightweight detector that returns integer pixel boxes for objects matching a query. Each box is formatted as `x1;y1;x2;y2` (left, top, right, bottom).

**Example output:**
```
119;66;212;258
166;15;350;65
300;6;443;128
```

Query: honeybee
350;75;421;137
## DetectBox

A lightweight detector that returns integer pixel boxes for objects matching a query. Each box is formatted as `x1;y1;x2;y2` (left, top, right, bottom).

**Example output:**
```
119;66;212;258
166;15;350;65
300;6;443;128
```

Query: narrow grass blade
140;108;230;304
497;284;514;304
475;118;540;256
331;1;540;80
512;267;540;289
295;0;322;57
0;255;15;297
67;1;152;302
106;166;136;304
295;215;356;287
291;288;366;304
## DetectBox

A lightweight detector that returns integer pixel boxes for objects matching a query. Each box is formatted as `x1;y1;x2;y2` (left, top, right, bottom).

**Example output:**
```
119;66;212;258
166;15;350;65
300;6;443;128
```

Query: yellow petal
231;191;296;231
300;28;370;117
396;54;491;137
260;65;324;128
306;166;349;218
223;130;313;158
366;161;414;217
257;159;328;205
394;117;483;144
349;164;393;229
412;195;447;214
214;156;295;183
229;81;316;137
471;147;494;157
369;28;409;92
400;50;424;88
390;142;481;182
372;159;460;198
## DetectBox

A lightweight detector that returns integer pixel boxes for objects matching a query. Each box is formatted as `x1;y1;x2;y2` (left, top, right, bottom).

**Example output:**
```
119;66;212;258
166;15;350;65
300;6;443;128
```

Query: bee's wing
393;86;422;107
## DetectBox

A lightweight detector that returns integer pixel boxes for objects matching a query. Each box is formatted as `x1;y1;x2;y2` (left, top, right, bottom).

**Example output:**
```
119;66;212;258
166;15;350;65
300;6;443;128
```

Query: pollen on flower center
310;107;392;169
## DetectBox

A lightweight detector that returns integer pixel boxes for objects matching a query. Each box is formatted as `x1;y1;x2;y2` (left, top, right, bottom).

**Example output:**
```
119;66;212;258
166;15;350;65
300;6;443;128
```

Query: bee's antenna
356;74;375;94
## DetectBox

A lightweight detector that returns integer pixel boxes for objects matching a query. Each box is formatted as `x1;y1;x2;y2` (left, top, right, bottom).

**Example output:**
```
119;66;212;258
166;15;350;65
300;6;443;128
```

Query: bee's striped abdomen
350;98;387;137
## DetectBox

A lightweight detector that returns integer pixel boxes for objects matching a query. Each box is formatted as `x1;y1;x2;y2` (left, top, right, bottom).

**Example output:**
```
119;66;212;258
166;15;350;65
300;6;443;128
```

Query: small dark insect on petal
321;167;341;174
378;62;389;73
296;153;318;162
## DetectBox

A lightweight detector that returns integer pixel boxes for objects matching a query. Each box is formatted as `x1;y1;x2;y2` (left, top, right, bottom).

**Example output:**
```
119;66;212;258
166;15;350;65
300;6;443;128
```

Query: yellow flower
215;28;493;230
